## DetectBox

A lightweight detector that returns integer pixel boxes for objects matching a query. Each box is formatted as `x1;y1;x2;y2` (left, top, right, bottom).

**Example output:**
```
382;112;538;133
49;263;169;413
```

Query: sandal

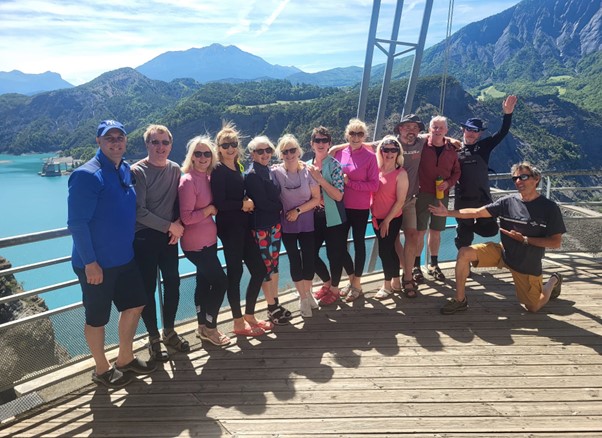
374;287;393;300
278;304;292;319
268;307;291;325
162;330;191;353
248;319;274;332
344;286;363;302
428;265;446;281
550;272;563;300
319;289;339;306
233;325;265;337
197;327;231;347
148;336;169;362
412;267;425;284
339;284;352;297
402;279;418;298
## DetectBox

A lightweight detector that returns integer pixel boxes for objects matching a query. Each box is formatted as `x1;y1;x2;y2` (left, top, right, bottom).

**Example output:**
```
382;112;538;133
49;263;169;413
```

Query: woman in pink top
371;136;409;300
178;136;230;347
333;118;379;301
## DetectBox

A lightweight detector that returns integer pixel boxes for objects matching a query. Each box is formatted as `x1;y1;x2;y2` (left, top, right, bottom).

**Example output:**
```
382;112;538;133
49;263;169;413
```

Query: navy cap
460;118;486;132
97;120;127;137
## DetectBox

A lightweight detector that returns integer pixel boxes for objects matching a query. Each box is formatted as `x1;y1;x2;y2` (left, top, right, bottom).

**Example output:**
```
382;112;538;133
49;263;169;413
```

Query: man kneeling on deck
428;162;565;315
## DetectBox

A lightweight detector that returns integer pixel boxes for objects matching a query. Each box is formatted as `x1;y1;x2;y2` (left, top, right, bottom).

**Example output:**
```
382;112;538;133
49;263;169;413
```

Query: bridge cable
439;0;455;114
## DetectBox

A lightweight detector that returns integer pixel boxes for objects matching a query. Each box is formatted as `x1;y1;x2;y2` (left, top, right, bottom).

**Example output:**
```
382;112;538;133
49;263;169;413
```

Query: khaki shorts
471;242;543;308
401;197;417;231
416;192;449;231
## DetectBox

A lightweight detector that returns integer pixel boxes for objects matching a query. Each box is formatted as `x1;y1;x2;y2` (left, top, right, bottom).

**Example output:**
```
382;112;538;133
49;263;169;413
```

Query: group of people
68;94;567;389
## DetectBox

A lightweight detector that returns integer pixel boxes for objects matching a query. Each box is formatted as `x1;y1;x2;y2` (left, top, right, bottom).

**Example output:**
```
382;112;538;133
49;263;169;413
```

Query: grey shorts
416;192;449;231
401;197;417;231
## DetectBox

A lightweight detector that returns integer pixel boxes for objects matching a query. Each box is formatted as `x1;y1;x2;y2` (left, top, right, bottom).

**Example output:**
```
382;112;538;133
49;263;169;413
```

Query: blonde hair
215;121;244;171
275;134;304;170
181;136;217;174
376;135;404;168
143;124;173;144
344;118;369;141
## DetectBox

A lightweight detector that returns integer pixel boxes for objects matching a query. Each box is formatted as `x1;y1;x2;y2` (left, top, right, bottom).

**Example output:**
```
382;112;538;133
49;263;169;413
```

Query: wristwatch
522;236;529;246
296;207;302;214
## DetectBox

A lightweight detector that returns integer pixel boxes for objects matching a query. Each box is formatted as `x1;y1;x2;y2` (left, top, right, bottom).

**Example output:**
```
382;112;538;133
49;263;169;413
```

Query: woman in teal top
307;126;348;305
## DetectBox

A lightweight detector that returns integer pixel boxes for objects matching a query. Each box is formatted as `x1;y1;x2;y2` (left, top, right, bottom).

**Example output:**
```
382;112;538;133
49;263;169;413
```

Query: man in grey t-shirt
132;124;188;361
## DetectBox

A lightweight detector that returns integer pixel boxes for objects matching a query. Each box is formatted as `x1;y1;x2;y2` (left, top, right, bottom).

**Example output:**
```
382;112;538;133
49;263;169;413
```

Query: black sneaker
116;356;157;375
412;267;425;284
550;273;563;300
92;366;133;389
428;264;446;281
441;297;468;315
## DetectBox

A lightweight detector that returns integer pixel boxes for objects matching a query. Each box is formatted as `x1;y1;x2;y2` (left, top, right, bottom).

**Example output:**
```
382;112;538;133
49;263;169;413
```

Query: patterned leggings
252;224;282;281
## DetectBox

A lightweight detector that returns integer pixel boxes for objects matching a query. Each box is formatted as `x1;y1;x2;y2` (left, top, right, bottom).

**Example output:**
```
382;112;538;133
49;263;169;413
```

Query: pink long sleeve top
178;169;217;252
335;145;379;210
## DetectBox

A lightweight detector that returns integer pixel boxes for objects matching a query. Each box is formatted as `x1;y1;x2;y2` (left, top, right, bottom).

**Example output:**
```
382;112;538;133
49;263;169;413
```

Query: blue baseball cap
460;118;486;132
97;120;127;137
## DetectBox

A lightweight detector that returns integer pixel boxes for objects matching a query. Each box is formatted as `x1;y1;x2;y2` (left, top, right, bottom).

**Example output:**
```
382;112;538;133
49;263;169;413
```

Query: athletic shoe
440;297;468;315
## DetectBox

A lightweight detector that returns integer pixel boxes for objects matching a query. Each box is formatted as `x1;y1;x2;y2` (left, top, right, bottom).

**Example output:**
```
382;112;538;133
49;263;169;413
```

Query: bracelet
522;236;529;246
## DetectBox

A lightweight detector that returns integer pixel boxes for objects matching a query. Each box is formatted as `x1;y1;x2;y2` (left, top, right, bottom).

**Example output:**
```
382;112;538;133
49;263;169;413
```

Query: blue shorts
74;260;147;327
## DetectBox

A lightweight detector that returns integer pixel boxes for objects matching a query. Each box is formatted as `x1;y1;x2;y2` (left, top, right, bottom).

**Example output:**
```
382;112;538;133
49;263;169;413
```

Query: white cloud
0;0;521;85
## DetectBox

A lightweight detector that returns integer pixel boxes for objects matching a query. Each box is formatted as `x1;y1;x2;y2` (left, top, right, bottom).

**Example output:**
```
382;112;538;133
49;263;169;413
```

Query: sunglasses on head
150;139;172;146
349;131;365;137
254;147;273;155
511;174;533;182
312;137;330;144
219;142;238;149
281;148;297;156
193;151;212;158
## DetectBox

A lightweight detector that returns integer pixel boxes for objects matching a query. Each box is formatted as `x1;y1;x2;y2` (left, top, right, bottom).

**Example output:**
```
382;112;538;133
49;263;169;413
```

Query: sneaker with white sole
299;297;313;317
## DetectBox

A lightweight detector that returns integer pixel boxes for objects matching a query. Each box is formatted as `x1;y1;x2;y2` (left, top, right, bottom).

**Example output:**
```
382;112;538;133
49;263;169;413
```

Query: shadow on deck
2;252;602;437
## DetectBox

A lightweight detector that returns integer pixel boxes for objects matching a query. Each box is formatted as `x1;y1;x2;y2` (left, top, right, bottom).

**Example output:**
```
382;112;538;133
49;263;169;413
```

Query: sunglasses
219;142;238;149
381;147;400;154
281;148;297;156
193;151;212;158
511;174;533;182
312;137;330;144
254;147;273;156
150;139;171;146
464;128;480;133
349;131;365;137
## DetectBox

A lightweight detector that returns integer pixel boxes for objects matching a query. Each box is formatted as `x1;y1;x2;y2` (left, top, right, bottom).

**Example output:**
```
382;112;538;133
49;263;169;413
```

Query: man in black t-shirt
454;95;517;249
429;162;566;314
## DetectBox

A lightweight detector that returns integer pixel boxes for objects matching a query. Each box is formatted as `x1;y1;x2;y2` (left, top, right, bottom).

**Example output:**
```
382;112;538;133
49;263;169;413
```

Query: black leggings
219;226;267;318
282;231;315;282
342;208;370;277
313;212;347;287
184;244;227;329
134;228;180;337
373;216;403;281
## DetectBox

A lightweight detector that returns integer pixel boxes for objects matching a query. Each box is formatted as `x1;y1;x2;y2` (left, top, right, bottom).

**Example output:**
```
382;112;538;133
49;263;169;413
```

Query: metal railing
1;169;601;408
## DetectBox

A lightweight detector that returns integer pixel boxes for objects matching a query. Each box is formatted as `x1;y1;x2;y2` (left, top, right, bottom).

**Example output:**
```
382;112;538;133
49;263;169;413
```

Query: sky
0;0;522;85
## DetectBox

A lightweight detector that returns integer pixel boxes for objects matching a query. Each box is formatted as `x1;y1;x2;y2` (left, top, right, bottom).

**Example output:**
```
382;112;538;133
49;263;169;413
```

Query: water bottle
435;176;444;200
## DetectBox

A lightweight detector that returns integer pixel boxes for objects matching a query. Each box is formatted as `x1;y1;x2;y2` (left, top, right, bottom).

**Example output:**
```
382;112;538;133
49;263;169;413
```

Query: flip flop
233;325;265;337
248;319;274;332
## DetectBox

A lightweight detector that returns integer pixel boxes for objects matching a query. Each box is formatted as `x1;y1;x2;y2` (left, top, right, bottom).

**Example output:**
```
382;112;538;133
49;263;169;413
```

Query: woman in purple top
333;118;380;302
178;136;230;346
271;134;321;318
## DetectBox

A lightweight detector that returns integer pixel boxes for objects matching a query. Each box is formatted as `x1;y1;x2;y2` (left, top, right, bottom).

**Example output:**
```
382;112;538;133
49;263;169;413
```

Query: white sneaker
299;297;313;317
308;294;320;309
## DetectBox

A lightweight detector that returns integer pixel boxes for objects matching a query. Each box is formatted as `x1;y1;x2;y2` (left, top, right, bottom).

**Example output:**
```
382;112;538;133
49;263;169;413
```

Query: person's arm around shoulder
379;169;409;238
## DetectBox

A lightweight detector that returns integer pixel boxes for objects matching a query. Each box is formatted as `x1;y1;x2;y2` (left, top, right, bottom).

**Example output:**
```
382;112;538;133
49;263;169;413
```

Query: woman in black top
210;123;269;336
244;136;292;325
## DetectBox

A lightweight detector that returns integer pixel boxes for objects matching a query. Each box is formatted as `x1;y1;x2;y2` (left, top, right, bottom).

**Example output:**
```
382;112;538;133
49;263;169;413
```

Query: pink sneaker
313;285;331;300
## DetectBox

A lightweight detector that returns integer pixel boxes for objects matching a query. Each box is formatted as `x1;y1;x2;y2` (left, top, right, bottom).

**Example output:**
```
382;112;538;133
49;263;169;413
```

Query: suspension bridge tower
357;0;435;140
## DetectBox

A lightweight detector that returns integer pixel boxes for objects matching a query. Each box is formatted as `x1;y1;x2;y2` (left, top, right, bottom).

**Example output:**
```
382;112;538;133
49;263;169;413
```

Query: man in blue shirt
68;120;155;388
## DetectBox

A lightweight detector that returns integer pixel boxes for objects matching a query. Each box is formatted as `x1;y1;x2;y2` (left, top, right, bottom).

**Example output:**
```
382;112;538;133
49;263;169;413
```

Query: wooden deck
3;252;602;437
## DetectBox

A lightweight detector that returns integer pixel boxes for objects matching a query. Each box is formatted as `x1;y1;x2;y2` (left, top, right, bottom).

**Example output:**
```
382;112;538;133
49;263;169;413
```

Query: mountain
0;68;201;154
390;0;602;90
136;43;301;83
0;70;73;95
287;67;364;87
